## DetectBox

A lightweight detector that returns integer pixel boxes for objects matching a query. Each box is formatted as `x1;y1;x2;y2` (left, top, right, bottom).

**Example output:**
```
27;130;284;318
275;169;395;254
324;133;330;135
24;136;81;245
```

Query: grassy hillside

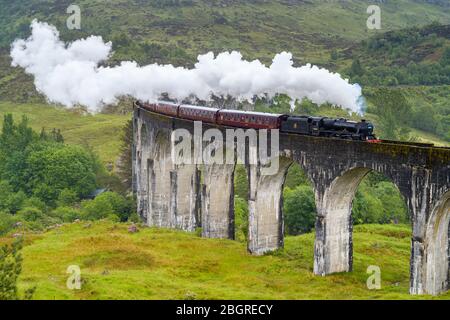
0;102;129;164
0;0;449;101
0;220;448;300
1;0;449;60
0;1;448;153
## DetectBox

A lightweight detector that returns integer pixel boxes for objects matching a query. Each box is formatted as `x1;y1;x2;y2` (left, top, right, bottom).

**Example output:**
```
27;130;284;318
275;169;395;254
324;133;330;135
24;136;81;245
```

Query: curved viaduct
132;106;450;296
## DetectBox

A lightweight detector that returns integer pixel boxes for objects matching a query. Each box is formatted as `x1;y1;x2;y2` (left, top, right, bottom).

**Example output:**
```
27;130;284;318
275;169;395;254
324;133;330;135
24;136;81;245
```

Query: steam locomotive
135;101;378;141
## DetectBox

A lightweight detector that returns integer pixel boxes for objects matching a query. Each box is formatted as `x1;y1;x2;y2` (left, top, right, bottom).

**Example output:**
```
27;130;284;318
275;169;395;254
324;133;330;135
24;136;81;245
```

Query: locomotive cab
280;116;310;134
280;116;324;135
356;119;376;140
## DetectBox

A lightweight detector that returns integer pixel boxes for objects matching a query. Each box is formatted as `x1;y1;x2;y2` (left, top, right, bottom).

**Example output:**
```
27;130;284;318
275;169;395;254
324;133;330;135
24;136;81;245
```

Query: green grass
2;220;448;300
0;1;449;75
0;102;130;164
409;128;450;147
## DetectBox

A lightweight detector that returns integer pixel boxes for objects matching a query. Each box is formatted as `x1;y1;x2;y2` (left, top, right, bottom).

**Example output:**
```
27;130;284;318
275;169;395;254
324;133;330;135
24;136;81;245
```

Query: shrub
57;189;78;207
17;207;43;222
81;197;114;221
0;212;21;236
80;191;132;222
22;197;47;213
97;192;130;221
128;212;141;223
51;206;81;223
0;181;26;214
106;214;120;223
16;207;59;231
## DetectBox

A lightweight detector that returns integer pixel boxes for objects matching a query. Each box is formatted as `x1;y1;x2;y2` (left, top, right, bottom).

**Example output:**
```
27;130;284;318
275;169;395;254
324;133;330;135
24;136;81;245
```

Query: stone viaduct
132;106;450;296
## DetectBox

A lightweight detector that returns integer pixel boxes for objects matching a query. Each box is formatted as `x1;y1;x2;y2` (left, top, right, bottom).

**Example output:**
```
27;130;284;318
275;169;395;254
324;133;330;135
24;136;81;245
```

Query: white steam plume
11;20;363;113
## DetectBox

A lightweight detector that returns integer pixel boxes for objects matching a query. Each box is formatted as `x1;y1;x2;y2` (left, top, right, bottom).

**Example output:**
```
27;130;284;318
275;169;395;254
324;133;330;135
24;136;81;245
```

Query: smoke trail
11;20;363;113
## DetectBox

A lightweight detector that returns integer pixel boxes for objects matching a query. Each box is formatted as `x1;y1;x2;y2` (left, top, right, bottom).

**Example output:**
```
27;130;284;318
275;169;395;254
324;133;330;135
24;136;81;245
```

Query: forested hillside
1;0;449;61
0;0;448;144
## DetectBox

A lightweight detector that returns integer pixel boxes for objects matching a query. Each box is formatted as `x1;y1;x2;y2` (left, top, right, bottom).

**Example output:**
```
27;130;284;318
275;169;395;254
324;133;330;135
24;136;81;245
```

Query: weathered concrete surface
248;157;292;255
422;191;450;295
408;167;449;295
313;167;370;275
134;109;175;228
134;106;450;295
172;164;200;231
201;163;235;239
278;135;450;295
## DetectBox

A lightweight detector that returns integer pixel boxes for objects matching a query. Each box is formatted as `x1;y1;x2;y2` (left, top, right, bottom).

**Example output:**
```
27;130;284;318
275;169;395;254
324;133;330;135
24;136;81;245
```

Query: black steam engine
280;116;376;141
136;101;378;142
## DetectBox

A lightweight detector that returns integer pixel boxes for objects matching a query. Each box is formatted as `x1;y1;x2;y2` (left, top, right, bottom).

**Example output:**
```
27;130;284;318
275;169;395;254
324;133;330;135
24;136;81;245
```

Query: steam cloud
11;20;363;113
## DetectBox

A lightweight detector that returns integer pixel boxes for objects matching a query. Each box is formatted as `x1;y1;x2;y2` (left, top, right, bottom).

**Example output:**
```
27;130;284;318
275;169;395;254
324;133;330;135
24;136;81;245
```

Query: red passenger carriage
216;110;284;129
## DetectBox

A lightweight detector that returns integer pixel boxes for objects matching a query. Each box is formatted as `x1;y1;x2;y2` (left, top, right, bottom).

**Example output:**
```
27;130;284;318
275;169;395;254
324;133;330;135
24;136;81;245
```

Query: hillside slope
0;1;448;149
1;0;449;58
2;220;449;300
0;102;129;164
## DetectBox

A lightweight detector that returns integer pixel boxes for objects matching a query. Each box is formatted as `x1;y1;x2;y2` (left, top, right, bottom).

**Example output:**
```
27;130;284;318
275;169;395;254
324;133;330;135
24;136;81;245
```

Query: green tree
368;89;412;140
0;181;26;214
0;212;21;236
57;189;78;207
234;165;248;200
330;49;338;61
25;143;97;205
373;182;408;224
234;196;248;242
117;120;133;191
349;58;364;77
284;163;310;189
352;188;384;224
283;185;316;235
0;238;35;300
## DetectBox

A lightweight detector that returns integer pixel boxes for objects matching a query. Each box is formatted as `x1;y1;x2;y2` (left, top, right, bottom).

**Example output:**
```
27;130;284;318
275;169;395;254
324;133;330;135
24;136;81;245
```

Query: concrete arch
313;166;409;275
314;167;372;275
423;190;450;295
247;156;294;254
